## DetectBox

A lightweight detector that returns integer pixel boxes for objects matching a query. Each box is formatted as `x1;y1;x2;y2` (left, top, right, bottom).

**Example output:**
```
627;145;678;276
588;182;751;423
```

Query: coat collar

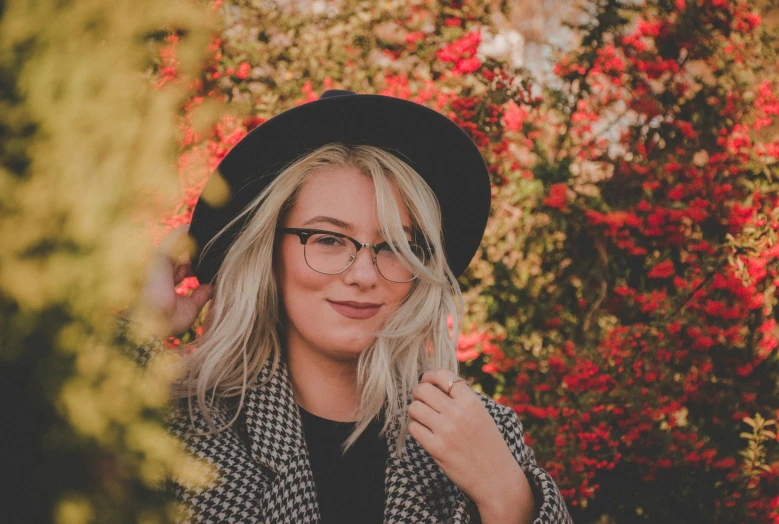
240;353;473;523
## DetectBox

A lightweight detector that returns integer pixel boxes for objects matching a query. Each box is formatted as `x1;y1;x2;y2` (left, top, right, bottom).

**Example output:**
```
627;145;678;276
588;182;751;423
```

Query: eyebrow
302;215;413;236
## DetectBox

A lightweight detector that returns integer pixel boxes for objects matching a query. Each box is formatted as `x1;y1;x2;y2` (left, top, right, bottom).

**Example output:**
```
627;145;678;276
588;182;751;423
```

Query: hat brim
189;92;491;284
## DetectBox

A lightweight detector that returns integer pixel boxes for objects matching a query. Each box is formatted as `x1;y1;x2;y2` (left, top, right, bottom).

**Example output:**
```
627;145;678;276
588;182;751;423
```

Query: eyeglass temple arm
278;228;312;245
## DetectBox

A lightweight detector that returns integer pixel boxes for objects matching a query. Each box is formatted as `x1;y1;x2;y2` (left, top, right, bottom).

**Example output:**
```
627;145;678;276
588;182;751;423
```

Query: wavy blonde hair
174;143;464;458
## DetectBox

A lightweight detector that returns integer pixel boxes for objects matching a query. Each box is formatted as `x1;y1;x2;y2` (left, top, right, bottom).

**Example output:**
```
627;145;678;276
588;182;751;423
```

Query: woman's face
276;166;415;360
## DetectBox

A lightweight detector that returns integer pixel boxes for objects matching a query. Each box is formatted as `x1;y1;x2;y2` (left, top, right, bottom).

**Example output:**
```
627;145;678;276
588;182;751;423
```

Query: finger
188;283;214;311
408;399;442;431
142;249;176;303
156;224;188;255
411;382;451;413
158;224;196;266
157;227;199;291
173;261;193;287
407;419;437;450
421;369;471;399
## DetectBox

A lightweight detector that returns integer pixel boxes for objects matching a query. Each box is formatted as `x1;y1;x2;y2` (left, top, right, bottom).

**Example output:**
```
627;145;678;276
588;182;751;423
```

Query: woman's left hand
408;368;527;512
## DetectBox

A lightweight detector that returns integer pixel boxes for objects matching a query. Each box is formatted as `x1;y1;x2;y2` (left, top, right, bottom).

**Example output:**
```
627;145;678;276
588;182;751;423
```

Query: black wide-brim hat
188;89;491;285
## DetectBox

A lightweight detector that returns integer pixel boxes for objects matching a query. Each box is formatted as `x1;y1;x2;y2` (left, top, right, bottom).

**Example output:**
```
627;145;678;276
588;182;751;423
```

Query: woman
119;90;573;523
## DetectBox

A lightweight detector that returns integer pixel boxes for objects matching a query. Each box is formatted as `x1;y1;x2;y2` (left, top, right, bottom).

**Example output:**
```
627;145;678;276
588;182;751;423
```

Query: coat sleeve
497;404;573;524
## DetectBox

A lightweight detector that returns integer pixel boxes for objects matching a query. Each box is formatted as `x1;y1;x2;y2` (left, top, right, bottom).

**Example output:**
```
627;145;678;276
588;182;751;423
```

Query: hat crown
319;89;356;100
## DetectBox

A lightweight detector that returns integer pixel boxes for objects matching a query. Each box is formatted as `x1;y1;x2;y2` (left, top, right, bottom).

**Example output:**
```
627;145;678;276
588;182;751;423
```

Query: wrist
475;464;534;524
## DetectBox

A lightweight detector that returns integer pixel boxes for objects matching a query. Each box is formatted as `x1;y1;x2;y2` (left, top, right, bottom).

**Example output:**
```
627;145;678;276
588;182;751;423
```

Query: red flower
544;183;570;212
548;355;568;374
404;31;425;45
503;100;528;132
454;57;482;75
736;363;753;377
648;260;675;279
674;120;697;139
437;31;481;76
236;61;251;80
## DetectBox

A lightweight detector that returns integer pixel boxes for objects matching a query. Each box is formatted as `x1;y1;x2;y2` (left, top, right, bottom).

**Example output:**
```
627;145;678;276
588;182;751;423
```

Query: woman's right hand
121;224;214;340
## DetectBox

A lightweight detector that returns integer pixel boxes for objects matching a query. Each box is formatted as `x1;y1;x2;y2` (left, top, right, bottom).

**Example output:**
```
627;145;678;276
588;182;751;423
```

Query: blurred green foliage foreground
0;1;211;522
4;0;779;522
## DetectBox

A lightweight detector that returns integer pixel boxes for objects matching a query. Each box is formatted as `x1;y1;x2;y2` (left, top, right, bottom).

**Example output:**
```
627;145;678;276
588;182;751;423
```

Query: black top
297;404;388;524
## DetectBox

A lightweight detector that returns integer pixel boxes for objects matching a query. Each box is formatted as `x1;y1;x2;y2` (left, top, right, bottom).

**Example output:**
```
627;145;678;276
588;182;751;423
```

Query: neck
285;334;361;423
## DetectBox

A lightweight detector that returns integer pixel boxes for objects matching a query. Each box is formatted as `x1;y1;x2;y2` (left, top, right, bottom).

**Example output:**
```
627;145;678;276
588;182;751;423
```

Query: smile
328;300;382;319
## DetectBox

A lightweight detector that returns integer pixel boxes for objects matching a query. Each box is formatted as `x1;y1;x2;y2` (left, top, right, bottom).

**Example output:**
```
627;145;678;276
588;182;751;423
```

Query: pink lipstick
328;300;382;319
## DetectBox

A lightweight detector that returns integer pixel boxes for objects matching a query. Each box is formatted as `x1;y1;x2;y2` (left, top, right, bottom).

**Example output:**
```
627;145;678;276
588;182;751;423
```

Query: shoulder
472;391;532;456
473;391;522;431
473;391;514;416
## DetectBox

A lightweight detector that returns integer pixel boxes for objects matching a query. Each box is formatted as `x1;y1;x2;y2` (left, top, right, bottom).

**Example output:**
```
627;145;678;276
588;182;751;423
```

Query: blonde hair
174;143;464;458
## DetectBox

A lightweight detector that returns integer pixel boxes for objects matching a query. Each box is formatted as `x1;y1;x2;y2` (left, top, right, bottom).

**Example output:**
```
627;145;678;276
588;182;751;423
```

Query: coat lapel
242;354;477;523
242;354;320;522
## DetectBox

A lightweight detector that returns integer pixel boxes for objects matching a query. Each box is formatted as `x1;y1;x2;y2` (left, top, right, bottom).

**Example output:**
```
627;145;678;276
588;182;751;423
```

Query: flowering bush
154;0;779;521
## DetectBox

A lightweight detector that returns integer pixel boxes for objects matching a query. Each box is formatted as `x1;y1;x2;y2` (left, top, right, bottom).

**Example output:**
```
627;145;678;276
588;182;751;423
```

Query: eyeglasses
277;227;429;283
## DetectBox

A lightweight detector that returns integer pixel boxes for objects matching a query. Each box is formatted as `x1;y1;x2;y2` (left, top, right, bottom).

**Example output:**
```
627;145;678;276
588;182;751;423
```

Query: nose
342;245;380;287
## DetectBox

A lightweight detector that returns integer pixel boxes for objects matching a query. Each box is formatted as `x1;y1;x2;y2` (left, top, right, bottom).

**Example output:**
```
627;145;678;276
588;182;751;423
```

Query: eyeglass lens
303;232;426;282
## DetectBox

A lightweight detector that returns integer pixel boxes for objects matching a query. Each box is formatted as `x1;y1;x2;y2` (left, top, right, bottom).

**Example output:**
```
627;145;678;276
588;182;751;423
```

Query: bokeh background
2;0;779;522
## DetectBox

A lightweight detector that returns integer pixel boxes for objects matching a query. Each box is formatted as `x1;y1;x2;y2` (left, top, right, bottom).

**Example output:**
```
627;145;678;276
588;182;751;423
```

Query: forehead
286;167;412;230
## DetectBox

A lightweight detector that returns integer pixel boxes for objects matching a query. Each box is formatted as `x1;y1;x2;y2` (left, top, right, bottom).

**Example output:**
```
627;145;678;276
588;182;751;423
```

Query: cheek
373;283;413;324
277;244;326;303
388;283;413;307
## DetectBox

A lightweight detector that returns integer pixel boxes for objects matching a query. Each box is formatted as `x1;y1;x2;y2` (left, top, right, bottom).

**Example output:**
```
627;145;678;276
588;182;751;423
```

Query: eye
374;242;394;254
312;233;346;247
376;241;425;260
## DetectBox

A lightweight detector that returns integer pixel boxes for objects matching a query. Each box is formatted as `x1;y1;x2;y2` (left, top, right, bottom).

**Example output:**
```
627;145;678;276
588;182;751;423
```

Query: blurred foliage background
3;0;779;522
0;0;212;522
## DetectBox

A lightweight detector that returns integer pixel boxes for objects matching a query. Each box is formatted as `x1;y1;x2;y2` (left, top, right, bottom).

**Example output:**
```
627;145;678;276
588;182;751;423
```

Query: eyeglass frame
276;227;431;283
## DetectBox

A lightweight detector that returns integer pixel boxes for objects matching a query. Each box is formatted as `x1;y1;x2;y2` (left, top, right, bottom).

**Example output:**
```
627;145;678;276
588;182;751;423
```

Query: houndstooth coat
118;317;573;523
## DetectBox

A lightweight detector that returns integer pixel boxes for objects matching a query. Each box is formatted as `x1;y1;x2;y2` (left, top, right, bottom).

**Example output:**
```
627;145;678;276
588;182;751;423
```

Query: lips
328;300;382;319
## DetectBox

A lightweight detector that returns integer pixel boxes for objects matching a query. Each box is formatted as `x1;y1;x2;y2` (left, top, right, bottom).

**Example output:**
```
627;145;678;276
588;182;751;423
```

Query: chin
327;333;376;355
